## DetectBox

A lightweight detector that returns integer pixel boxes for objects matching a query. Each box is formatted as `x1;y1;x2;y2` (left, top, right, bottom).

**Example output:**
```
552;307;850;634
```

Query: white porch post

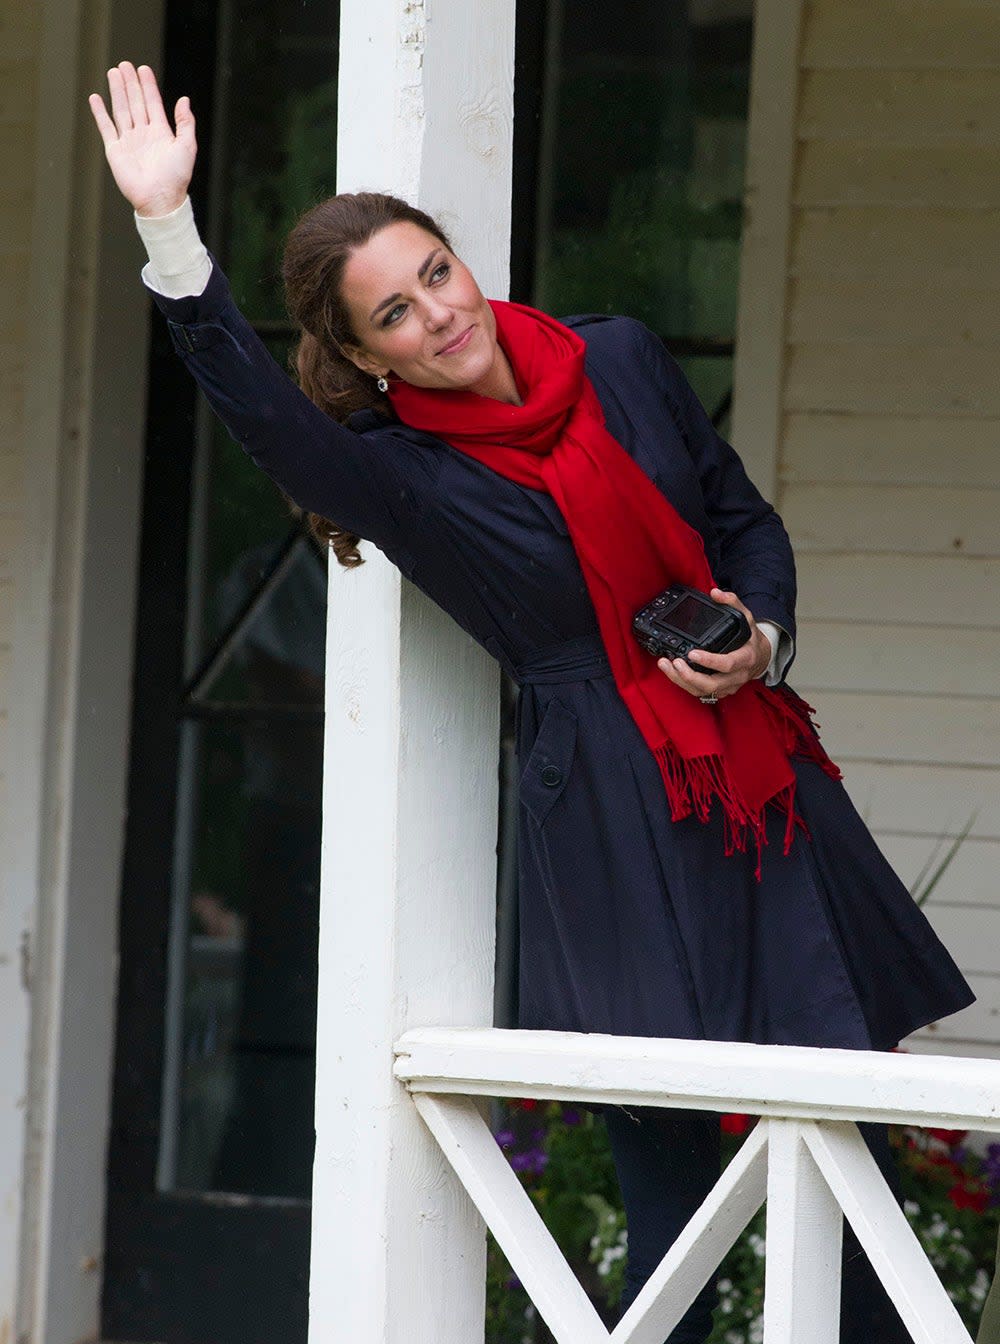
308;3;514;1342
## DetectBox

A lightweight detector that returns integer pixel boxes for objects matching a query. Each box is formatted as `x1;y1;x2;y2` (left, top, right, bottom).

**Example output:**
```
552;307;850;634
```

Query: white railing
394;1029;1000;1344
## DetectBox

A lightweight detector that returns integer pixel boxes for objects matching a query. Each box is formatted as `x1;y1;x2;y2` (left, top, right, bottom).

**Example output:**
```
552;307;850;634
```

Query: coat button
541;764;562;787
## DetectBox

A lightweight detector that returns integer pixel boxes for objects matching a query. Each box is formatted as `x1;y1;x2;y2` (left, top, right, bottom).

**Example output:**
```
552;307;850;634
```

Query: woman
90;62;975;1343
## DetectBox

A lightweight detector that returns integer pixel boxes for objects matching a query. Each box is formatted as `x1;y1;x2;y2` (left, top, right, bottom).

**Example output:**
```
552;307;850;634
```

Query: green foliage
911;815;977;908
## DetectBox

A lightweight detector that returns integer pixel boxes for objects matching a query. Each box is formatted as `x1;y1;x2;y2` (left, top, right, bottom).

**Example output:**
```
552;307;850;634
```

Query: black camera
632;584;751;671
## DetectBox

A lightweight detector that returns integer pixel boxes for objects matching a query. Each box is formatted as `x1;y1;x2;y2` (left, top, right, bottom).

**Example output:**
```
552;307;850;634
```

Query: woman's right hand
88;62;196;217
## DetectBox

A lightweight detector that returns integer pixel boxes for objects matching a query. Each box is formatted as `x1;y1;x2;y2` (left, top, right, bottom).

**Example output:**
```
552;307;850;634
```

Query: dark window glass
531;0;753;425
156;0;338;1201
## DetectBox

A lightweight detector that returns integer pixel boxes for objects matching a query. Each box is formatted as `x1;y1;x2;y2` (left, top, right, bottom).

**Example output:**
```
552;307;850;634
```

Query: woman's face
339;220;504;394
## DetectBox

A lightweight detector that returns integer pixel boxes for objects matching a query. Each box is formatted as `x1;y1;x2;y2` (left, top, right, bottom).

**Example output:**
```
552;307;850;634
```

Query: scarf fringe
762;684;843;783
652;689;831;881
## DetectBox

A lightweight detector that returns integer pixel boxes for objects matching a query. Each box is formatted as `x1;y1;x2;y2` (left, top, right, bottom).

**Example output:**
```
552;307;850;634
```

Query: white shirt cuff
756;619;794;687
134;195;212;298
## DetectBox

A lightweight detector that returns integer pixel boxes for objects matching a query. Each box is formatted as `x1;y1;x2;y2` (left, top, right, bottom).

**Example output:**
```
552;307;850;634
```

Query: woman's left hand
656;588;771;701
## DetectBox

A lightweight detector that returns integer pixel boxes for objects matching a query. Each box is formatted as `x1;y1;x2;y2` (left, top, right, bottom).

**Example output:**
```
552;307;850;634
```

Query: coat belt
511;634;612;685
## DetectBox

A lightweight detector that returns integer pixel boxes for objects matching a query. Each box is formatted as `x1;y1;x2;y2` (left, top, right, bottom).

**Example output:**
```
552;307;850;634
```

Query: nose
422;293;452;330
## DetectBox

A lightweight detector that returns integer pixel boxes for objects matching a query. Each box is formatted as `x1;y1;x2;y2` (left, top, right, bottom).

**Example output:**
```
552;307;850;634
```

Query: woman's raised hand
88;62;196;217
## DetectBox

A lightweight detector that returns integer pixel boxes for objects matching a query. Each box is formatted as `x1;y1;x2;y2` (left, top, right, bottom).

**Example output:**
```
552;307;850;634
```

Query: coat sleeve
628;319;797;662
146;257;430;553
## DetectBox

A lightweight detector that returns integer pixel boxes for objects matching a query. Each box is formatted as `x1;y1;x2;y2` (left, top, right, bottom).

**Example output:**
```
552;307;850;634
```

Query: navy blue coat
153;264;974;1052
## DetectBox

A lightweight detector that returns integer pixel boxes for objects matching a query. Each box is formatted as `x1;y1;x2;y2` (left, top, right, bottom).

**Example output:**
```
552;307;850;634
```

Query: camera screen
668;595;720;640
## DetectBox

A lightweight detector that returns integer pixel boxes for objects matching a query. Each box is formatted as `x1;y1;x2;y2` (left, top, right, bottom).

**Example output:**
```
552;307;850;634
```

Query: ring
699;694;719;705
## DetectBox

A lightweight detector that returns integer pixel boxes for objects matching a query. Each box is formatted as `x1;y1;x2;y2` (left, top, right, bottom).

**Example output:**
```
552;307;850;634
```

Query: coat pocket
518;697;578;828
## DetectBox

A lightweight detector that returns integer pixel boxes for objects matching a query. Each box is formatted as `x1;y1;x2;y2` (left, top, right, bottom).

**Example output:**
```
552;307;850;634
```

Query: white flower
904;1200;920;1217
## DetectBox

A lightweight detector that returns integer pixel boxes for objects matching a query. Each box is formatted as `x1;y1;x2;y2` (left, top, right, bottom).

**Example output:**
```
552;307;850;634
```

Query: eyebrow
368;249;443;322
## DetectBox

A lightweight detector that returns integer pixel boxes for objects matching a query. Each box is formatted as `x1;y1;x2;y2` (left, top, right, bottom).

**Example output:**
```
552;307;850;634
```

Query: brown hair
281;192;453;567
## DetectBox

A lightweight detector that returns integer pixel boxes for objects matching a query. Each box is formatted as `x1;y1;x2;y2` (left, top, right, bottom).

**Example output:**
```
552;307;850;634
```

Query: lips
436;325;474;356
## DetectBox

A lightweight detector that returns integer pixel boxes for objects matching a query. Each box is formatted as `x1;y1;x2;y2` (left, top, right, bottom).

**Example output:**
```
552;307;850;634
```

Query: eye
430;261;451;283
381;302;406;327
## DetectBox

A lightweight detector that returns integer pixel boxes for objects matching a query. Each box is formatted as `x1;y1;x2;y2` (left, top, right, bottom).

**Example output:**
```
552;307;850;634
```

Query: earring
376;375;389;393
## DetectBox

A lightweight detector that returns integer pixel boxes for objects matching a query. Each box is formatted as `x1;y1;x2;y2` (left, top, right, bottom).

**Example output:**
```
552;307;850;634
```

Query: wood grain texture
763;1122;842;1344
908;977;1000;1047
395;1025;1000;1130
730;0;805;497
314;3;514;1342
413;1094;607;1344
780;414;1000;487
0;56;36;123
791;207;1000;286
801;1123;971;1344
788;277;1000;347
797;553;997;627
782;484;1000;557
802;1;1000;71
796;139;1000;209
791;621;1000;697
0;453;20;508
842;762;1000;840
0;517;23;577
877;834;1000;906
785;343;1000;416
920;905;1000;978
799;691;1000;766
800;67;1000;145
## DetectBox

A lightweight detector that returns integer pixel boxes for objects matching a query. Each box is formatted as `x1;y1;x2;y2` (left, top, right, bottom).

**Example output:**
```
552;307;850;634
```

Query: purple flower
561;1107;581;1126
510;1148;549;1175
494;1128;516;1149
983;1144;1000;1190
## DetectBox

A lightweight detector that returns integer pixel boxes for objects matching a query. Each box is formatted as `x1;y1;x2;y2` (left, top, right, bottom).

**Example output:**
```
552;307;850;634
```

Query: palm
109;121;192;206
89;62;196;216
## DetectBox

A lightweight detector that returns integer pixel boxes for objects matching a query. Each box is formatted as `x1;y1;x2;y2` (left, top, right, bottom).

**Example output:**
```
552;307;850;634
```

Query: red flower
721;1113;752;1135
948;1183;989;1213
928;1128;968;1147
513;1098;538;1111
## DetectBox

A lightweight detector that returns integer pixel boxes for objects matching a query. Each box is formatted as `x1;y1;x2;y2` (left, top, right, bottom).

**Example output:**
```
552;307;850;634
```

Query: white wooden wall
737;0;1000;1057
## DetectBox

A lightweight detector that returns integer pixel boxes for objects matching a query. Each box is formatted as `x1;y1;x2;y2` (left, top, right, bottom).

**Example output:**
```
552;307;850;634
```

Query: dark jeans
603;1105;911;1344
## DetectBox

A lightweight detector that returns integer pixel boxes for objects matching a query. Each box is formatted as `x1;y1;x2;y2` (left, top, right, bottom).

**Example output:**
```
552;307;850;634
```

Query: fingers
709;587;754;624
658;655;729;699
137;63;169;130
87;93;117;145
682;646;744;675
174;95;196;144
120;60;149;128
107;64;132;132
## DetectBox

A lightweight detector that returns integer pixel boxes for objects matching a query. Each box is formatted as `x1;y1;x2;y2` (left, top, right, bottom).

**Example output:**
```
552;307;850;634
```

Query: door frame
11;0;165;1340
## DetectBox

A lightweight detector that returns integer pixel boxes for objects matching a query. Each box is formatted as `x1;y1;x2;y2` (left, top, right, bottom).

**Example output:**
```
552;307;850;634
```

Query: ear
342;342;388;381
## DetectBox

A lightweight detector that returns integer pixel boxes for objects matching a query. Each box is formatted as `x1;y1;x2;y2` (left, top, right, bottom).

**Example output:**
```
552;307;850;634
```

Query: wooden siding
0;0;38;870
779;1;1000;1053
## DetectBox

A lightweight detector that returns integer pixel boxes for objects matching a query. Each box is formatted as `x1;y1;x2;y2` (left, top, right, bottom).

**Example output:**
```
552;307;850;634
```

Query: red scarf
389;300;840;872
